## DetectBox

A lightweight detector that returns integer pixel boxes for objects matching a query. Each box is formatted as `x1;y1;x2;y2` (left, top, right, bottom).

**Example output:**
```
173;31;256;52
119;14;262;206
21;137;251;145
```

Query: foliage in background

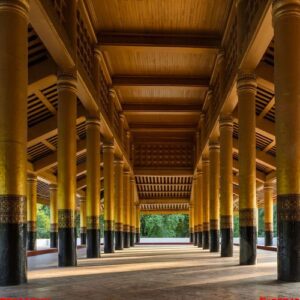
37;204;50;238
140;214;189;237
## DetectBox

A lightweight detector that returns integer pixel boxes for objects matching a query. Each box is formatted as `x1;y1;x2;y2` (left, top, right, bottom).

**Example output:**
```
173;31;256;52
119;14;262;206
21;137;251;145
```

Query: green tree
37;204;50;238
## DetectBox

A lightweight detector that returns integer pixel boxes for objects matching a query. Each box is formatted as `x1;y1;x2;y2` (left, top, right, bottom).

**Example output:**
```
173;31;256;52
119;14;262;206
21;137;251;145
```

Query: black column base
123;232;130;248
240;226;257;265
104;230;115;253
80;232;86;245
0;223;27;286
278;219;300;281
209;230;220;252
265;230;273;247
50;231;58;248
202;231;209;249
130;232;135;247
136;233;140;244
190;232;193;243
115;231;123;250
193;232;198;246
27;231;37;251
221;228;233;257
197;232;202;248
58;228;77;267
87;229;100;258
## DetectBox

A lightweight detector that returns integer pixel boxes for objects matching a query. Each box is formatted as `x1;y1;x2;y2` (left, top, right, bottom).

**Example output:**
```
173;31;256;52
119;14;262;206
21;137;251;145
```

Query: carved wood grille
134;143;194;168
99;69;110;118
140;203;189;211
51;0;67;28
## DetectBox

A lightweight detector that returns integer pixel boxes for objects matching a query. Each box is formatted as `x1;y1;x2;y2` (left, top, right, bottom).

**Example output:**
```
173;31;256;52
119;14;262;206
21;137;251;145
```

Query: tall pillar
49;184;58;248
209;142;220;252
86;118;101;258
130;177;135;247
114;158;124;250
0;0;28;286
57;73;77;267
237;72;257;265
27;174;37;251
136;204;141;243
193;175;198;246
103;142;115;253
219;116;234;257
264;183;273;247
123;170;130;248
197;168;203;248
273;0;300;281
202;158;210;249
79;197;86;245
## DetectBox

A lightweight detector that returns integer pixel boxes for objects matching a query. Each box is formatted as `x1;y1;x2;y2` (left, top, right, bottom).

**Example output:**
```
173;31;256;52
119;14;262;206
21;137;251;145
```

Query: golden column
27;174;37;251
237;72;257;265
263;182;273;247
130;177;136;246
0;0;28;286
86;118;101;258
273;0;300;281
136;204;141;243
79;197;86;246
123;170;130;248
219;116;234;257
49;184;58;248
209;141;220;252
103;142;115;253
57;73;77;267
202;157;210;249
114;158;124;250
193;175;198;246
197;168;203;248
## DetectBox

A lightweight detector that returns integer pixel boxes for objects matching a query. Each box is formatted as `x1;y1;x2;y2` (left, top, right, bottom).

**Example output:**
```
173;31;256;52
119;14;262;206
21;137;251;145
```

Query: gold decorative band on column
219;116;233;128
190;227;194;233
80;227;87;234
239;208;257;227
58;209;75;228
115;222;123;231
203;222;210;231
136;228;140;234
27;221;36;232
0;195;26;224
220;215;233;229
237;71;257;95
208;143;220;151
272;0;300;20
265;222;273;232
87;216;100;230
0;0;29;20
210;219;219;230
130;226;135;233
123;224;130;233
277;194;300;221
104;220;114;231
50;223;58;232
198;224;203;232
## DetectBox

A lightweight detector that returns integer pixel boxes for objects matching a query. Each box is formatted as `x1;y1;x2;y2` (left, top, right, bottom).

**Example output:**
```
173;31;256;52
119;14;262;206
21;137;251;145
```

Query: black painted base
123;232;130;248
115;231;123;250
190;232;193;243
58;228;77;267
210;230;219;252
240;226;257;265
27;231;37;251
278;220;300;281
265;230;273;247
202;231;209;249
0;223;27;286
130;232;135;247
221;228;233;257
87;229;100;258
50;231;58;248
80;232;86;245
193;232;198;246
136;233;140;244
197;232;202;248
104;230;115;253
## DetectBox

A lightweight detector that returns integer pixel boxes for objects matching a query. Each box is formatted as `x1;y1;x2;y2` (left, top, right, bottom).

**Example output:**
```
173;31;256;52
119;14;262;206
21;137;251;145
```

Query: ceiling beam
98;32;221;50
130;124;197;133
112;76;210;87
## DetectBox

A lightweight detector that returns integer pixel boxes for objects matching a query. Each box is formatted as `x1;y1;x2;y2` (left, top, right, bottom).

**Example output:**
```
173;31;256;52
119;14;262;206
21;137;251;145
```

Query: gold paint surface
104;220;115;231
210;219;219;230
239;208;257;227
27;175;37;222
58;209;75;228
114;160;124;225
27;220;36;232
220;215;233;229
277;194;300;221
87;216;100;230
0;195;26;224
49;184;58;226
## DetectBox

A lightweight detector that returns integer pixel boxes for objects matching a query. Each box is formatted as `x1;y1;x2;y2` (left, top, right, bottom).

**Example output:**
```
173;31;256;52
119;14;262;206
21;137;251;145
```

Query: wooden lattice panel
37;180;50;202
140;203;189;211
134;142;194;168
51;0;67;28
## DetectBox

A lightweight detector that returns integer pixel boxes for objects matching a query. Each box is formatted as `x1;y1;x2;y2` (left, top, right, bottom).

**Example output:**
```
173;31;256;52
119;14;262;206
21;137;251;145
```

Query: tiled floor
0;245;299;300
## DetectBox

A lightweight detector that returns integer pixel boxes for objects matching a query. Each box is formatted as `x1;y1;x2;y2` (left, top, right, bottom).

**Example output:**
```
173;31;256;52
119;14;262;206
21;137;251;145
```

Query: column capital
57;72;77;94
197;168;203;175
0;0;29;20
216;49;225;65
264;182;274;190
109;88;117;99
273;0;300;20
237;71;257;95
27;173;37;182
119;112;125;122
209;141;220;150
219;115;233;128
86;117;101;128
202;157;210;165
207;87;214;98
123;169;130;176
79;196;86;203
49;183;57;191
103;142;115;152
114;158;124;166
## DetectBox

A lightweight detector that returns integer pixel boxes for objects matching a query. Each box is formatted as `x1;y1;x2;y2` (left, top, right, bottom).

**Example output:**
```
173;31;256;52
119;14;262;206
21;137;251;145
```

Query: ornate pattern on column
202;157;210;249
49;184;58;248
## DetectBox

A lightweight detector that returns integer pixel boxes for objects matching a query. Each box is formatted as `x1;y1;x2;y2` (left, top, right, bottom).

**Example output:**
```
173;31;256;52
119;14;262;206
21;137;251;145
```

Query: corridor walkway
0;245;298;300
